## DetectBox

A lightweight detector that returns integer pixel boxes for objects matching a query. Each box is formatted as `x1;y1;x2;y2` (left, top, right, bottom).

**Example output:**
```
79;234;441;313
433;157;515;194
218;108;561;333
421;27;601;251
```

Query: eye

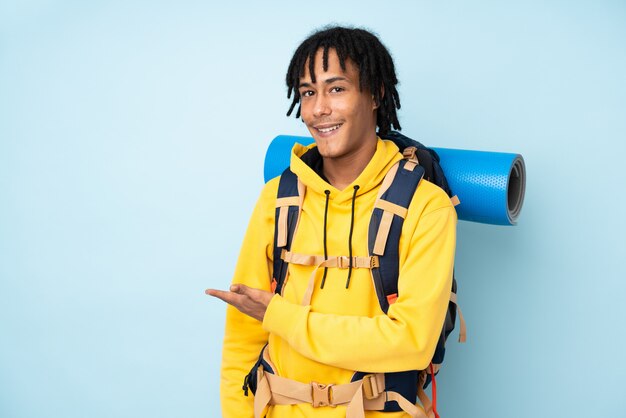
300;90;314;98
330;86;344;93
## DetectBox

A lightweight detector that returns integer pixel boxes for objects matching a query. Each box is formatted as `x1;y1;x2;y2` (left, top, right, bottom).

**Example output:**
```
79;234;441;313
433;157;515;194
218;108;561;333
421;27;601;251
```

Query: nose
313;93;331;118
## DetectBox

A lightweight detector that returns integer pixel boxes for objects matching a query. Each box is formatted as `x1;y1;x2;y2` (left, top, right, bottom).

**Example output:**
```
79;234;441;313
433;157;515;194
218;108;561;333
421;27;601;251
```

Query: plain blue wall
1;1;625;417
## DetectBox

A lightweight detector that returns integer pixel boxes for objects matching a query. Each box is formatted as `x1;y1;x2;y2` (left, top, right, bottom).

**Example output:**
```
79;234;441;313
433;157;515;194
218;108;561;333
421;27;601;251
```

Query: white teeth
318;124;341;133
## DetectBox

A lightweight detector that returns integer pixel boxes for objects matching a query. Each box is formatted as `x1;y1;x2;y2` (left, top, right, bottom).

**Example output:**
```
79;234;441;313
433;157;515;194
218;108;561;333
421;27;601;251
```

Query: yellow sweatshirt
220;139;457;418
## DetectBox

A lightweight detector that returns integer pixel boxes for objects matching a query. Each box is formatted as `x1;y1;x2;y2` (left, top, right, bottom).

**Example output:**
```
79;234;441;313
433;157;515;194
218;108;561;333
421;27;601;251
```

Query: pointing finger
206;289;240;305
205;288;223;297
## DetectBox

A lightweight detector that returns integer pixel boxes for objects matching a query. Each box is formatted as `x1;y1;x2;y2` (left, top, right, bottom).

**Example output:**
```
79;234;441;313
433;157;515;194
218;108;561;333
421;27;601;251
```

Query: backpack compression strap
272;169;304;295
369;149;425;313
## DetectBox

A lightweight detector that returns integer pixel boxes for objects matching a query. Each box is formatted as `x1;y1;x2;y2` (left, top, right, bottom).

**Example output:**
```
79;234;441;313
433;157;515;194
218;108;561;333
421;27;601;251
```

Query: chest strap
281;250;379;269
280;249;381;306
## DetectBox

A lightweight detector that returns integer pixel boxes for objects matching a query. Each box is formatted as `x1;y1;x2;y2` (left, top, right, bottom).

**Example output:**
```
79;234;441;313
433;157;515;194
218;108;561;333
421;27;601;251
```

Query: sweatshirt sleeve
219;180;277;418
261;203;457;373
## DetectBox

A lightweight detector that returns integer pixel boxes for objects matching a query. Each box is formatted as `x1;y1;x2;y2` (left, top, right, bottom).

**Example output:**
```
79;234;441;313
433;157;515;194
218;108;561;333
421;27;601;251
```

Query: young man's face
298;48;378;161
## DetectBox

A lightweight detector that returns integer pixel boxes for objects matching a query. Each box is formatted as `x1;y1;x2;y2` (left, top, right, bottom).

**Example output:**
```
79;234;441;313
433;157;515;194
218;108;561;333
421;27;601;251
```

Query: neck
322;136;378;191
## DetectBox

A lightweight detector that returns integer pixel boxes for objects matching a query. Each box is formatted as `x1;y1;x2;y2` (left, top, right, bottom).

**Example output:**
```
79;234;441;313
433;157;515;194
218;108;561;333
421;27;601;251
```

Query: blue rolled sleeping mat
264;135;526;226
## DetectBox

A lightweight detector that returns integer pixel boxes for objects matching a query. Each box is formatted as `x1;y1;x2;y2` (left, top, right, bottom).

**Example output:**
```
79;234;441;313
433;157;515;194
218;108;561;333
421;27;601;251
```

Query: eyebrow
299;76;349;88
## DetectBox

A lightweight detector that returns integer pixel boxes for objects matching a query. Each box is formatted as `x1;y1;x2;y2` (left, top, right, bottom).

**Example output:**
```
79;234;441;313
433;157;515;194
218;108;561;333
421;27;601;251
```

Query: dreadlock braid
285;26;401;135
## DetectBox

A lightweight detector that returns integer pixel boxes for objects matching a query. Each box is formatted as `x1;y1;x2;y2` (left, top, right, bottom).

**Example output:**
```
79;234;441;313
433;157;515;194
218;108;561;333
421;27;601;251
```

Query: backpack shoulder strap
384;130;455;199
368;156;425;313
272;168;304;294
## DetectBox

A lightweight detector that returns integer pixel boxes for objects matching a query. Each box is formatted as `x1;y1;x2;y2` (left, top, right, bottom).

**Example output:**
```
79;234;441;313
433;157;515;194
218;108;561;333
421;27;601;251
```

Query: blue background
1;1;625;417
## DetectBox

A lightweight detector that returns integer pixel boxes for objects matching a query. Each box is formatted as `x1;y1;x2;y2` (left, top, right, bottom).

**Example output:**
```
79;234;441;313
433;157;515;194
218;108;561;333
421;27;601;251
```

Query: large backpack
246;132;466;416
382;131;465;373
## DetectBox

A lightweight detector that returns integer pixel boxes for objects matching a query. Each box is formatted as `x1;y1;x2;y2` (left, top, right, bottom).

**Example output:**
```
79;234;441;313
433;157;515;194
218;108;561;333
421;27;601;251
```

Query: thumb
230;283;247;294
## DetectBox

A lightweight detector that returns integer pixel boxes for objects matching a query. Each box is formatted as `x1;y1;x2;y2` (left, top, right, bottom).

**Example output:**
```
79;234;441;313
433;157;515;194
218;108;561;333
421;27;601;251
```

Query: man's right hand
206;284;274;322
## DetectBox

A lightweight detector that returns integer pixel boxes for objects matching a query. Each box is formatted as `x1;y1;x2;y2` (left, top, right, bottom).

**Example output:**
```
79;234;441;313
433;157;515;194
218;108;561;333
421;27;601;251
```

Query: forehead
299;47;359;83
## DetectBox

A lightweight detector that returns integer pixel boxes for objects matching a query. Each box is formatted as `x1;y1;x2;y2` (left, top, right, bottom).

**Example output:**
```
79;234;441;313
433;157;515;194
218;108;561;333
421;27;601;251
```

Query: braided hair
286;26;401;136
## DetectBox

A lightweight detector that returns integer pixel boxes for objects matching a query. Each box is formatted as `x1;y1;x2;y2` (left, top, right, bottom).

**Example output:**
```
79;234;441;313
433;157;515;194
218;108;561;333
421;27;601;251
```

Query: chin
319;148;349;160
314;140;343;159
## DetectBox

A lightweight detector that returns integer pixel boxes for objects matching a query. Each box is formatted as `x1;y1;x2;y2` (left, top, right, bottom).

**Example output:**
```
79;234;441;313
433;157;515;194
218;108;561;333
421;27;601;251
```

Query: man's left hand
206;284;274;322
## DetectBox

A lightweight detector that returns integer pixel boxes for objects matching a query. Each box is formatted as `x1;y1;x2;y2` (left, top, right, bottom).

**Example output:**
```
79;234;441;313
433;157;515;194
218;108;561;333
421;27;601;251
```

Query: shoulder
397;179;457;252
260;175;281;201
249;176;280;220
408;179;455;219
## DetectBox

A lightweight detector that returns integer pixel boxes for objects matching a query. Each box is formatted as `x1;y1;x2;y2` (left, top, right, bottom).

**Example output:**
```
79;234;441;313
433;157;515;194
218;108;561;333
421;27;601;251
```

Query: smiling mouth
315;123;343;133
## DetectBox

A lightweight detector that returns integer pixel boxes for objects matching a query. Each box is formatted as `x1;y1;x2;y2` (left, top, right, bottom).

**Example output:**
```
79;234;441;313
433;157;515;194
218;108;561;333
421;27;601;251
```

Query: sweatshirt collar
289;138;402;204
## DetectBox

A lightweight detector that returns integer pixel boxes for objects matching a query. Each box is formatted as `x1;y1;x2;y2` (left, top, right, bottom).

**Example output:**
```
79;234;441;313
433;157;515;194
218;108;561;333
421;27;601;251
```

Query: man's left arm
262;204;456;372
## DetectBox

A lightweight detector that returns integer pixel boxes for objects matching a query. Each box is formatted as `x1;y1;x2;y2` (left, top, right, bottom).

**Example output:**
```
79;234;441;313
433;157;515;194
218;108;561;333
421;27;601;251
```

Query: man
207;26;456;418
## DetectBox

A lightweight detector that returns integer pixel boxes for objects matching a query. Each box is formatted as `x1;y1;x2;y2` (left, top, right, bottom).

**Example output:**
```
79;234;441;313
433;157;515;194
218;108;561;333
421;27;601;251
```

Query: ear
372;85;385;110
